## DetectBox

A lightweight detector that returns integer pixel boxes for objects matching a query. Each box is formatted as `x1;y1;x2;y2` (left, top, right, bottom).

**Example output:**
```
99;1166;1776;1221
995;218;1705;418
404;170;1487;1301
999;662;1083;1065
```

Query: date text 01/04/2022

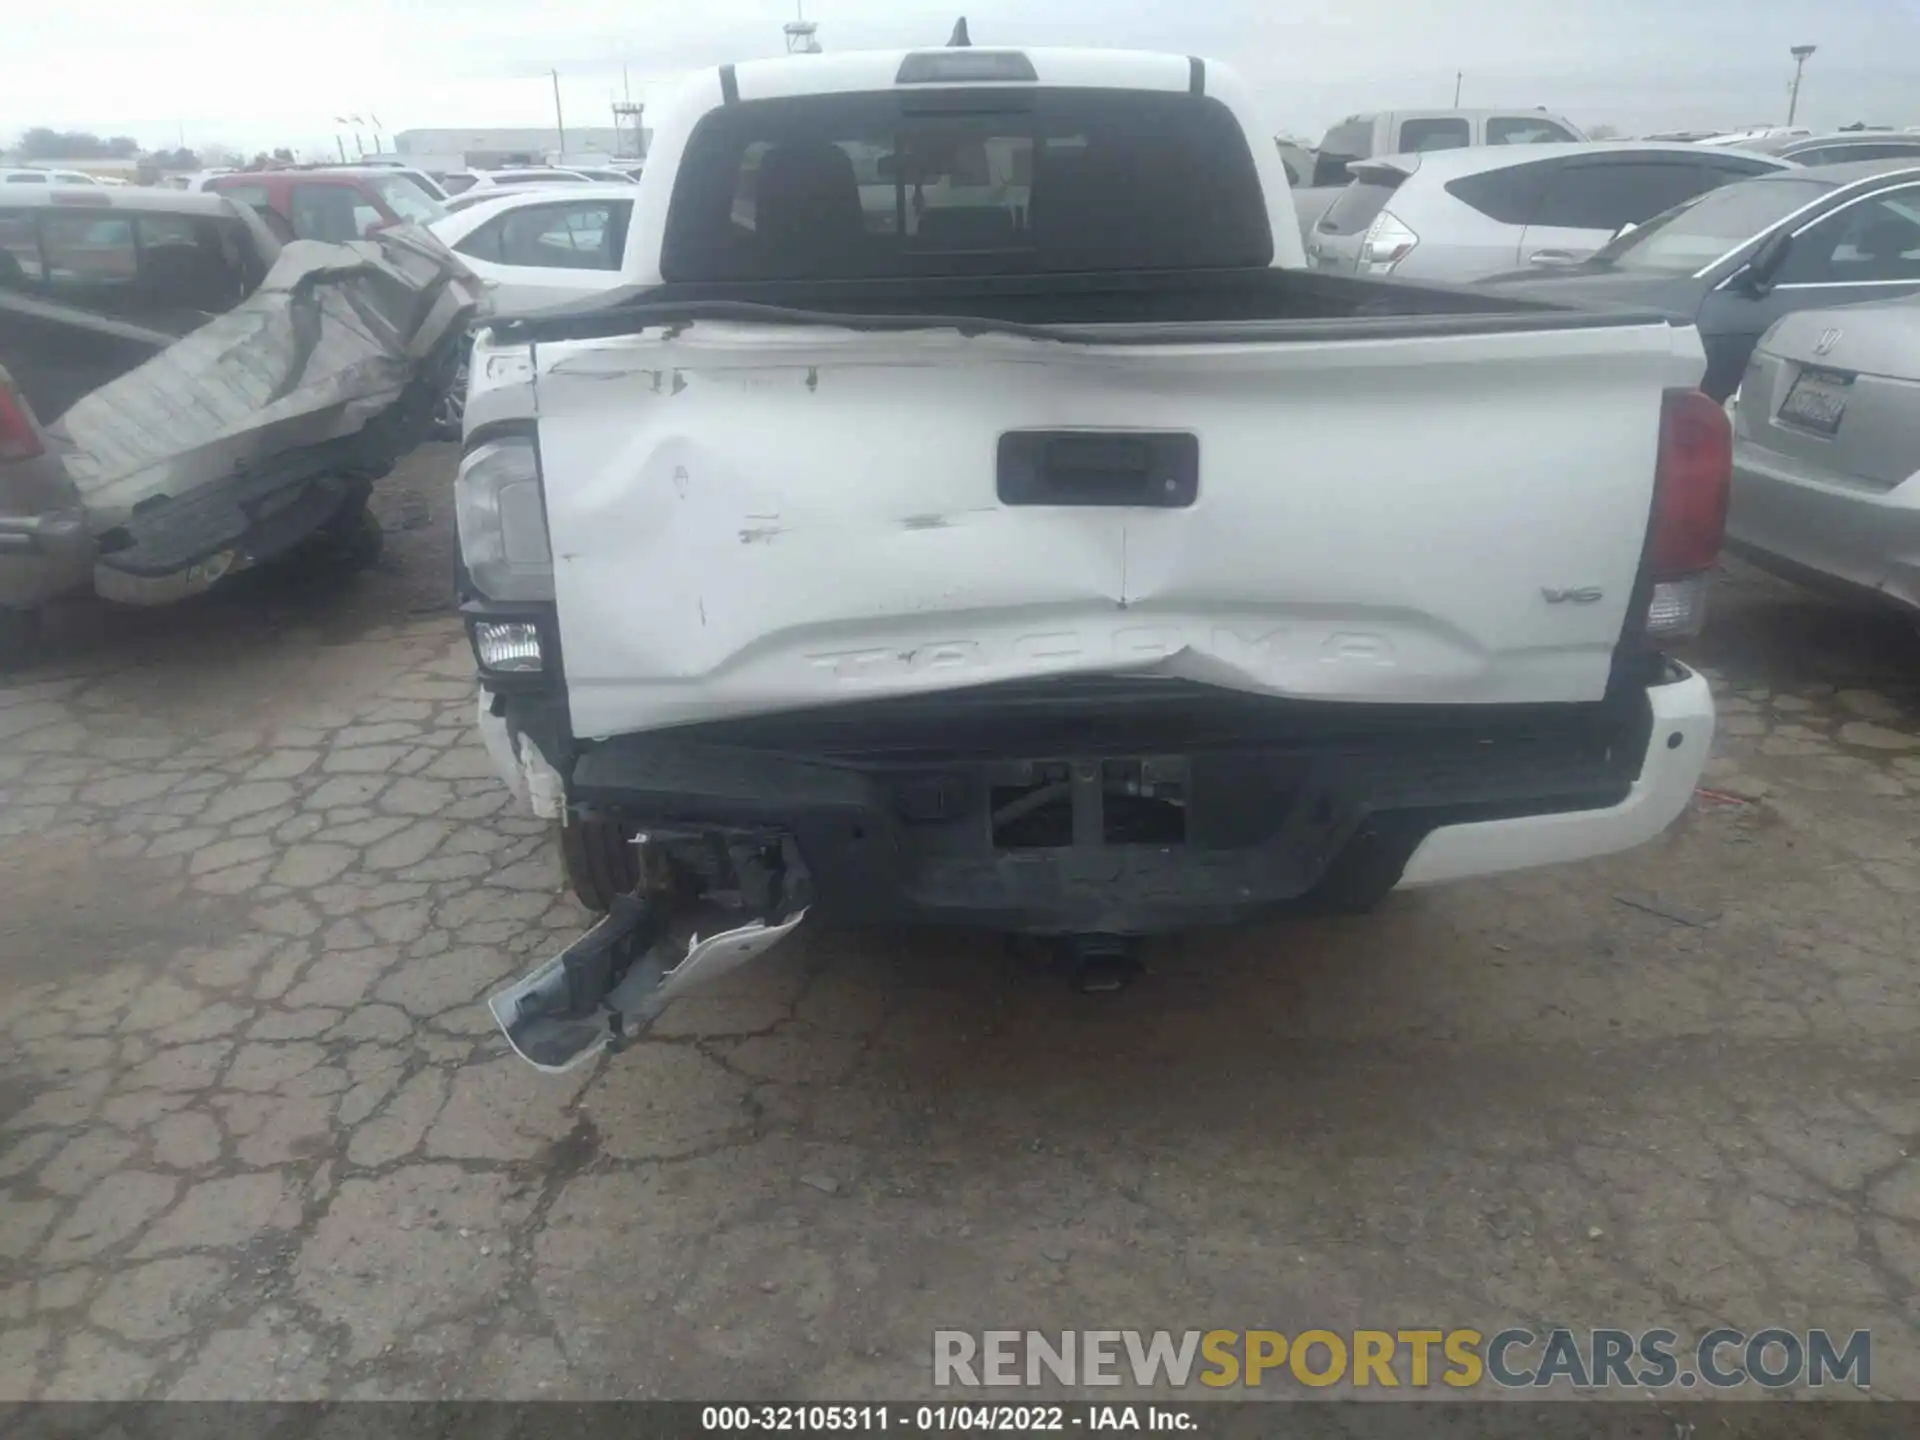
700;1405;1198;1432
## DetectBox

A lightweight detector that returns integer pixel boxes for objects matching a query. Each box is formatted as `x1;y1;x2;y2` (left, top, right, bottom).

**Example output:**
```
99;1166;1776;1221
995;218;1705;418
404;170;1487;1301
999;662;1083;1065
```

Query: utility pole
552;69;567;157
785;0;822;53
1787;45;1816;126
613;61;645;162
1453;71;1462;106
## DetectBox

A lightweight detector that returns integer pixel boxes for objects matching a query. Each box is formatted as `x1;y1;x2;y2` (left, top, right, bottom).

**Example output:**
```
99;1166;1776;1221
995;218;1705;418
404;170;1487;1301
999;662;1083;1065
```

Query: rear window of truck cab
660;87;1275;281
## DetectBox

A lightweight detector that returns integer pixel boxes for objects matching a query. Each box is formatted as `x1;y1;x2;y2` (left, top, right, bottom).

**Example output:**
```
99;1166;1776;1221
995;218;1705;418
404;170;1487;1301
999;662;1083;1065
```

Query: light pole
1787;45;1816;126
551;70;567;158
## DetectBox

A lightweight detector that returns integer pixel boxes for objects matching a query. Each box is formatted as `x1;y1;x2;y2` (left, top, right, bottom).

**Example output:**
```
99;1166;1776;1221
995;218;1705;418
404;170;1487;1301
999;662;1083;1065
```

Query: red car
202;167;444;243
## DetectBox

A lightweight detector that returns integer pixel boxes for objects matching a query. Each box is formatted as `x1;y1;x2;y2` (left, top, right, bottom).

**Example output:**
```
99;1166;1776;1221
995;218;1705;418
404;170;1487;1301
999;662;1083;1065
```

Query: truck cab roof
624;45;1304;285
720;46;1210;100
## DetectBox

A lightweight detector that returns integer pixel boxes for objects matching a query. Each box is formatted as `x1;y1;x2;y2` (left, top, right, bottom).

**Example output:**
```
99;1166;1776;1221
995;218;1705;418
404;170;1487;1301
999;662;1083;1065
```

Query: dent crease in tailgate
532;321;1704;739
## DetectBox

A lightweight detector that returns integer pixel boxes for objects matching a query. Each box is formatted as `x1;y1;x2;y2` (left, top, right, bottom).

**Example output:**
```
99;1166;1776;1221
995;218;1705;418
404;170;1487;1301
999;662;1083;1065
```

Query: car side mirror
1738;229;1793;296
1612;220;1638;240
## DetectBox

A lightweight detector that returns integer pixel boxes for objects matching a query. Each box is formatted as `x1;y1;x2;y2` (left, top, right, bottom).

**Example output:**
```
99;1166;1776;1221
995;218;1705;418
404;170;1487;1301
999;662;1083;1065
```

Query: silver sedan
1724;294;1920;612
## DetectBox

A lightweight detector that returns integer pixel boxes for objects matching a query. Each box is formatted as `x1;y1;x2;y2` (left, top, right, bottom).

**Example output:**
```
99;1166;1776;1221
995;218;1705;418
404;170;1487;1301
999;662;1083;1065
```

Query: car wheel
558;818;642;913
336;505;385;571
281;496;383;576
432;347;469;442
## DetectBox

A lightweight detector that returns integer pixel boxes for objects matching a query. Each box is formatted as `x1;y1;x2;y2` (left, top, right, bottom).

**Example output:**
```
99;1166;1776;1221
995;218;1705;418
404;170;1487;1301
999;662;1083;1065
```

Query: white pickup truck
454;46;1728;1071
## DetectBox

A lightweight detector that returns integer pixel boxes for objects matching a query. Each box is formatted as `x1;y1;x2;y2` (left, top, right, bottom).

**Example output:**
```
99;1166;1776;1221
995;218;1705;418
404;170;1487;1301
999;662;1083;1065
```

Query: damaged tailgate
533;316;1702;739
50;229;478;600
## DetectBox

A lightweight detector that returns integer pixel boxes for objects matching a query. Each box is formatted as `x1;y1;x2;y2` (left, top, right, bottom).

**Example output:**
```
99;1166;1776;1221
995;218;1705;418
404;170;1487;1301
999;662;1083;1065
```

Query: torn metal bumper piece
91;465;370;605
49;229;477;602
488;895;808;1073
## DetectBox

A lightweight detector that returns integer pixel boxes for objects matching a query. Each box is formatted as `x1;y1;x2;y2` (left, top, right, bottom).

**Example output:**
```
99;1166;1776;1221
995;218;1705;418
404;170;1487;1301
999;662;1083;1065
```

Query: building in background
388;127;649;173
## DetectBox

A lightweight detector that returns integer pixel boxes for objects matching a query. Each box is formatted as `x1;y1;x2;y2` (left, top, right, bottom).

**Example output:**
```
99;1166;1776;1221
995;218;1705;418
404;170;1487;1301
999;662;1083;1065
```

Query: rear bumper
92;468;373;607
1398;665;1712;886
1725;439;1920;611
478;654;1713;934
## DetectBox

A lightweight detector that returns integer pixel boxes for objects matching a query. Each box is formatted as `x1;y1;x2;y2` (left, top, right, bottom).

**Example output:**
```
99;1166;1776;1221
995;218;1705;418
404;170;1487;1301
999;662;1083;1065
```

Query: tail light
1643;387;1731;641
0;382;44;463
1360;210;1418;273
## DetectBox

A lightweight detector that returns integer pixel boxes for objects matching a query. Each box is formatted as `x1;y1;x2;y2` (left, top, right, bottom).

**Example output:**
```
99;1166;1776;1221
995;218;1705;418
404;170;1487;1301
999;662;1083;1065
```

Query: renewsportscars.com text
932;1328;1871;1391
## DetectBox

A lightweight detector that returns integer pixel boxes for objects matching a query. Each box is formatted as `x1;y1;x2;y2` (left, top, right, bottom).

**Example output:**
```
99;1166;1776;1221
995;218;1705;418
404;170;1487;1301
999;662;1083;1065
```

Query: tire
276;493;383;578
431;346;469;442
335;504;384;571
558;818;641;913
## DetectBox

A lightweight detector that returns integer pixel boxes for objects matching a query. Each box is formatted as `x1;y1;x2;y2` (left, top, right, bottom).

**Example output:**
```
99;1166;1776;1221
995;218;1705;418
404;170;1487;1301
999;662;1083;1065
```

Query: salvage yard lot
0;443;1917;1400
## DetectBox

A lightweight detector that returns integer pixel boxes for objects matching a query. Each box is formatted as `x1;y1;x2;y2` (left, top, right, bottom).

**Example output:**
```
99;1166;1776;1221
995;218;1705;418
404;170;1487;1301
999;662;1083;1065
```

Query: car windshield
368;174;445;224
1589;177;1836;274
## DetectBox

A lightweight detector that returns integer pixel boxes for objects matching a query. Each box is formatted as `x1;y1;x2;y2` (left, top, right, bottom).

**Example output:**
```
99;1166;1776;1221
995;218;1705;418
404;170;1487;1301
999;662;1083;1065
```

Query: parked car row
1306;142;1790;281
3;167;126;187
1301;143;1920;399
435;164;641;195
1298;127;1920;253
1711;129;1920;167
1290;106;1589;231
174;162;642;245
196;166;445;242
1481;160;1920;397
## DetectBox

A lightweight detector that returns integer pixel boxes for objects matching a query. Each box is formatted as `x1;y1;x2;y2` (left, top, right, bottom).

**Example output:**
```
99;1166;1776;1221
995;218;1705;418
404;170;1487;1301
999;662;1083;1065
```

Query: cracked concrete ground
0;450;1917;1402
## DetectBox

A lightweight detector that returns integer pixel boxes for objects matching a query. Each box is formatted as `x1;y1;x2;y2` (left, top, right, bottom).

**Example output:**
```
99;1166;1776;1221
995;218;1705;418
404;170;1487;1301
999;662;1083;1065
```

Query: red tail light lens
1642;388;1731;642
1651;387;1731;580
0;383;44;462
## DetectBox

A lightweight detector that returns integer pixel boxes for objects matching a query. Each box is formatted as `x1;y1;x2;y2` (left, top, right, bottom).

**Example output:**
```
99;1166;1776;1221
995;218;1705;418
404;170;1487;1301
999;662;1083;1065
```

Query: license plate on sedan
1777;367;1853;436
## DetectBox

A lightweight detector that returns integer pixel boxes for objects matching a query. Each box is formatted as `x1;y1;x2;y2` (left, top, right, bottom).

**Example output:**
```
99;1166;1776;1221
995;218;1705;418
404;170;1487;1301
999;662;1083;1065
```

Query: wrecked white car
458;46;1725;1071
0;186;476;647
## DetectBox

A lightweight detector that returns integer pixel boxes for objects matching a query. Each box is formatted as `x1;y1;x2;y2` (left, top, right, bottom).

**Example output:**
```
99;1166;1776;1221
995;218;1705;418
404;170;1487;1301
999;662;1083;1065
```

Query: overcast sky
5;0;1917;156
